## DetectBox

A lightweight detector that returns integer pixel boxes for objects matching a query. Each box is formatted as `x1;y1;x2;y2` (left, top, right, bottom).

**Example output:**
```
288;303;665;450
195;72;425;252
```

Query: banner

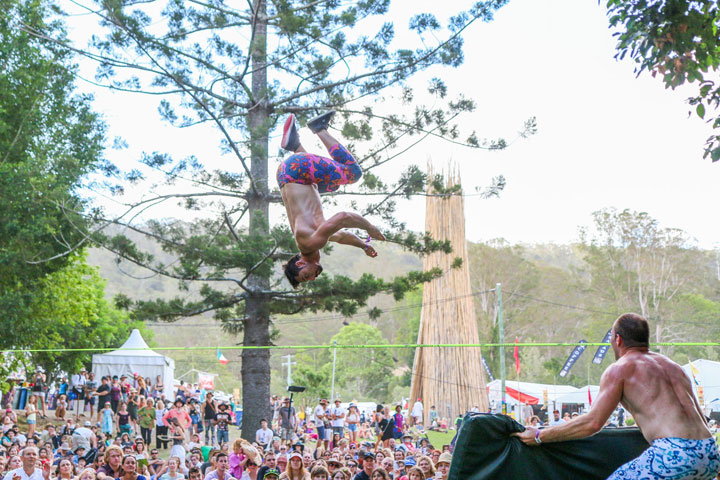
559;340;587;377
592;330;612;364
481;356;495;381
514;337;521;375
198;373;215;390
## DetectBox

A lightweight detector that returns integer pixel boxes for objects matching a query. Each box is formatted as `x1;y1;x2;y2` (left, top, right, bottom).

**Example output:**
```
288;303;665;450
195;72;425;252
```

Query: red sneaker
281;114;300;152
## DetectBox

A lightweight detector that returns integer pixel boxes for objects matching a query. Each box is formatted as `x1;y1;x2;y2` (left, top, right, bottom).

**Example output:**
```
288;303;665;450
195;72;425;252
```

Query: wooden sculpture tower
409;166;489;424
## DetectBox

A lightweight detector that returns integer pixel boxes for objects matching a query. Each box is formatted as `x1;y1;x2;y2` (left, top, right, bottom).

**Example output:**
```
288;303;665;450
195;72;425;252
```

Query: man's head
188;467;202;480
216;452;229;471
553;410;560;420
612;313;650;359
362;452;375;473
264;452;276;468
21;446;38;469
284;253;323;287
261;419;268;429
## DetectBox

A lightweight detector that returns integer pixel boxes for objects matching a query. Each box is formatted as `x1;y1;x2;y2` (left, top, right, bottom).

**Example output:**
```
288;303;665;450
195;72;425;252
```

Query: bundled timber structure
409;166;489;424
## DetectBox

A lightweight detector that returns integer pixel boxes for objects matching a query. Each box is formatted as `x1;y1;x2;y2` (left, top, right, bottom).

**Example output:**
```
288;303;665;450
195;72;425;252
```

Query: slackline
3;341;720;353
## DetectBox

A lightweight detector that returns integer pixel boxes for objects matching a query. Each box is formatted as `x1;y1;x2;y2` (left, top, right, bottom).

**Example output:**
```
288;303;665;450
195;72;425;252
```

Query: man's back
618;350;709;442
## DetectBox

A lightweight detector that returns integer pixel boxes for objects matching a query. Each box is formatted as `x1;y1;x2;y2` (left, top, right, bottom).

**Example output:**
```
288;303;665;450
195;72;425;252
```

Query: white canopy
682;359;720;411
92;329;174;390
555;385;600;411
486;379;579;406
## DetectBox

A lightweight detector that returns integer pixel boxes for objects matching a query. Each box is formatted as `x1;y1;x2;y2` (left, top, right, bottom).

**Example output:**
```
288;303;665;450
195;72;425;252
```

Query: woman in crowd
370;468;390;480
7;455;22;471
405;467;425;480
416;456;435;479
157;457;184;480
138;398;155;446
56;394;67;421
128;392;140;434
280;452;310;480
78;469;96;480
25;395;38;437
345;405;359;444
240;461;259;480
119;433;133;448
116;402;132;436
155;400;169;450
435;452;451;480
55;458;77;480
137;378;148;398
169;418;187;460
110;378;122;413
119;455;147;480
330;469;349;480
309;466;329;480
152;376;164;400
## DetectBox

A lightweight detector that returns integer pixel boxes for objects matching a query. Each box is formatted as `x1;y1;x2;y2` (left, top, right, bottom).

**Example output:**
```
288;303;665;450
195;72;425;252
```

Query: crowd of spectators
1;373;453;480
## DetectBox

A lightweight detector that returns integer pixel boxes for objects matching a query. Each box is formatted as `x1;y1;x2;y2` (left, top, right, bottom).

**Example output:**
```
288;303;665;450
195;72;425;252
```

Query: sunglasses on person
347;463;356;468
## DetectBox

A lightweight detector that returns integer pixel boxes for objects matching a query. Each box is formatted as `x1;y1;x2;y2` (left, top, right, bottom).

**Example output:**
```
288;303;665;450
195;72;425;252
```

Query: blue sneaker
307;110;336;133
280;114;300;151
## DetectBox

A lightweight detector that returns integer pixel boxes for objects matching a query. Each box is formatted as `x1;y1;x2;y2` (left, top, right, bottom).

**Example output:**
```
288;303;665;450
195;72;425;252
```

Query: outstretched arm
304;212;384;252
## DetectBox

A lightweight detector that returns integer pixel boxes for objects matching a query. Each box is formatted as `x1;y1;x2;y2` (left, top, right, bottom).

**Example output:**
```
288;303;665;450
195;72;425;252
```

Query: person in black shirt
95;377;111;423
214;403;232;446
353;452;375;480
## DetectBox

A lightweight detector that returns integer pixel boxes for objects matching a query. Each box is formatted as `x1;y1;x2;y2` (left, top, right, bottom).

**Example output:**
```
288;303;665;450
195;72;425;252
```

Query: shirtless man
277;111;385;287
514;313;720;479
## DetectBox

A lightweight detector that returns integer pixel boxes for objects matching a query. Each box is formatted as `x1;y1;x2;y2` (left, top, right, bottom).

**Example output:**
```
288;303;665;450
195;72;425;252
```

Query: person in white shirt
255;419;273;451
313;399;328;450
330;399;345;437
411;398;423;426
548;410;566;426
3;447;50;480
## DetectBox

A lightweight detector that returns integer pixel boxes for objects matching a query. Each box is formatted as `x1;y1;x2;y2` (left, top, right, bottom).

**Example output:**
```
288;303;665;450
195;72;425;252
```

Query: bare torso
281;183;325;253
617;350;710;442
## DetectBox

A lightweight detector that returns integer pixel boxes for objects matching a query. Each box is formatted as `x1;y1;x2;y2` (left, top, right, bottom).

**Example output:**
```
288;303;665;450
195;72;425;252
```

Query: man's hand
364;245;378;257
511;427;541;446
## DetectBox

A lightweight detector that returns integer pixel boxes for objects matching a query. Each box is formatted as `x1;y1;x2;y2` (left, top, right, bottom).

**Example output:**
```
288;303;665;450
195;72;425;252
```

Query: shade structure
92;329;174;390
555;385;600;411
486;380;579;407
409;166;489;423
682;358;720;411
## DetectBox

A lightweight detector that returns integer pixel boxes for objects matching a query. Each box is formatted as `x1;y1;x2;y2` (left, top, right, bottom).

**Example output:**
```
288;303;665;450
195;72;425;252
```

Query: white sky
67;0;720;249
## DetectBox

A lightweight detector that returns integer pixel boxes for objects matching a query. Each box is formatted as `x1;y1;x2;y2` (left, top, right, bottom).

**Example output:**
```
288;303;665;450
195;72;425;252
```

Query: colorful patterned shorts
607;436;720;480
276;144;362;193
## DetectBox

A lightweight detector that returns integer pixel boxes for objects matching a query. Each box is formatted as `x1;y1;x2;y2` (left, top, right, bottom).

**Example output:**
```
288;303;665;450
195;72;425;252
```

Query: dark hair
216;452;228;461
310;465;329;477
615;313;649;347
188;467;202;478
283;254;322;288
284;254;302;288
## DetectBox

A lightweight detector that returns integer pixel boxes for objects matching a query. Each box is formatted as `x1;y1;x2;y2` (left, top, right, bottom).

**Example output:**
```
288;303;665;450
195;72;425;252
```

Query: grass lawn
425;430;456;449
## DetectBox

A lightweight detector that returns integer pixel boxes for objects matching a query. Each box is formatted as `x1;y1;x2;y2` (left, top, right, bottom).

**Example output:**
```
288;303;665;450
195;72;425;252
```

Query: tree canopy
604;0;720;161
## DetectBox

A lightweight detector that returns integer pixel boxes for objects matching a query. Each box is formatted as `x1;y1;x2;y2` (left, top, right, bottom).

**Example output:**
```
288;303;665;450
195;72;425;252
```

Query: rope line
4;341;720;354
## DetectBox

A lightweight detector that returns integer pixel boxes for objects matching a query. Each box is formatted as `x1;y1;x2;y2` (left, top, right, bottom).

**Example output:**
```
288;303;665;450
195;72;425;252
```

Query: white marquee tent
92;329;174;389
486;380;579;407
555;385;600;411
682;359;720;411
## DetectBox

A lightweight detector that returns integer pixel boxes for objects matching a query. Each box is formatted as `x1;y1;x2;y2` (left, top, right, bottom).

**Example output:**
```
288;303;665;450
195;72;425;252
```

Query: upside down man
277;111;385;287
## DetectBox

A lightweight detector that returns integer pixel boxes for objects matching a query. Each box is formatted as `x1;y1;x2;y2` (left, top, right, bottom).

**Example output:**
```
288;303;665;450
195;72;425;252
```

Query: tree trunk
241;0;271;441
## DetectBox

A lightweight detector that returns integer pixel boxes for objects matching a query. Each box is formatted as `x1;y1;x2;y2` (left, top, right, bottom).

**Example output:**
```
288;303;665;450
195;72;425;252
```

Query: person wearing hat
71;420;97;453
399;434;414;455
313;399;329;451
262;468;281;480
352;452;374;480
325;458;342;476
434;452;451;479
329;400;345;439
346;403;360;443
278;398;297;446
162;398;191;430
214;403;232;446
281;452;308;479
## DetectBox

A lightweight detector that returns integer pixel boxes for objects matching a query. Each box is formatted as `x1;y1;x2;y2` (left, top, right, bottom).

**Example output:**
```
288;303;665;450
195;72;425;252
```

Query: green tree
330;323;393;401
604;0;720;161
23;251;149;380
29;0;536;438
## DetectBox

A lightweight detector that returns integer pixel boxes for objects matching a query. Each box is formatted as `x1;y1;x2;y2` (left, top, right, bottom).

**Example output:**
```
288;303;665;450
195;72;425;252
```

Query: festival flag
513;337;521;375
592;330;613;364
559;340;588;377
481;356;495;381
217;348;229;365
588;386;593;407
198;373;215;390
689;360;700;385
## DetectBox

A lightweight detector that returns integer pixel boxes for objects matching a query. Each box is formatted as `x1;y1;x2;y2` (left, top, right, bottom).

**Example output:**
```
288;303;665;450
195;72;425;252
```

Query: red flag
588;386;593;406
513;337;521;375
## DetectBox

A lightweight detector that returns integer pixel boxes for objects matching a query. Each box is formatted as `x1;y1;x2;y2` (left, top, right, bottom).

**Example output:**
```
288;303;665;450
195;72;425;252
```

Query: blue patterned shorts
607;436;720;480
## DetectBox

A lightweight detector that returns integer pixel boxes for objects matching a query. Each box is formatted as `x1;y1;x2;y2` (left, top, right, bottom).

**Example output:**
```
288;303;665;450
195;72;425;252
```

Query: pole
282;354;295;387
497;283;506;415
330;340;338;401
